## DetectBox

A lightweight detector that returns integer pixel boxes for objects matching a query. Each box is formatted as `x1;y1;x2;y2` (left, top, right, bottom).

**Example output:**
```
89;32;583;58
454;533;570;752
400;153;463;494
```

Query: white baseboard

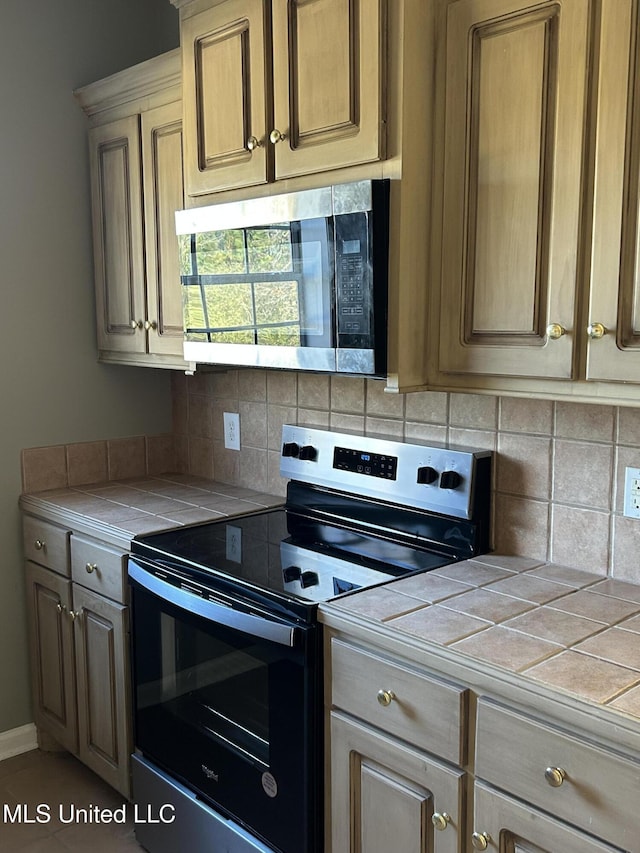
0;723;38;762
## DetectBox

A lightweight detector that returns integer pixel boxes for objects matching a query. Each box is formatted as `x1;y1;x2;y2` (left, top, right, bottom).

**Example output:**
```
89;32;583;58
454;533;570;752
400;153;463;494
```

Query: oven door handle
128;562;300;648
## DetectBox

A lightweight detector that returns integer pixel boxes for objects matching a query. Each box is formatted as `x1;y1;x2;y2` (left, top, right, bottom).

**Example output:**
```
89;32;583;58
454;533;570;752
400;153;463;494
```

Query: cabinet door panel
182;0;268;194
272;0;385;179
438;0;588;379
331;711;464;853
587;0;640;381
89;116;146;353
473;782;621;852
25;562;77;753
73;584;131;796
141;101;186;358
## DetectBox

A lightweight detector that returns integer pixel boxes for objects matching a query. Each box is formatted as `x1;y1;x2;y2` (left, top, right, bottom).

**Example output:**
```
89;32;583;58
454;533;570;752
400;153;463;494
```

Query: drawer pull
85;562;99;575
471;831;491;850
34;539;45;551
544;766;566;787
376;689;396;707
432;812;450;831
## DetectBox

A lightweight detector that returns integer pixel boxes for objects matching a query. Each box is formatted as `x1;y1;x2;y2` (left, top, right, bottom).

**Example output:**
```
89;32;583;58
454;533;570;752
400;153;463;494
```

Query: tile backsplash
171;370;640;581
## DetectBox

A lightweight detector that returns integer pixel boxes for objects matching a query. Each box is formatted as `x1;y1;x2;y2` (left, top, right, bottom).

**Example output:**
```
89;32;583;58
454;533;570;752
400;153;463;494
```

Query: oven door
128;557;322;853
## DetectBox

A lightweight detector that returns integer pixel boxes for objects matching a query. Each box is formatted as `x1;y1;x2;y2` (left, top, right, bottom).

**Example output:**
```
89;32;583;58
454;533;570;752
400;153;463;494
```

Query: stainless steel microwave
175;180;390;375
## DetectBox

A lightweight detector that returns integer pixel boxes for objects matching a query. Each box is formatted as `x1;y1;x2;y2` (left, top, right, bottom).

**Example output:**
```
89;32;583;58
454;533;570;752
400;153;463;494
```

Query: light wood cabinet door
472;782;621;852
181;0;269;195
330;711;464;853
438;0;589;380
73;583;131;797
89;116;146;354
141;100;186;358
25;562;77;755
586;0;640;382
270;0;385;180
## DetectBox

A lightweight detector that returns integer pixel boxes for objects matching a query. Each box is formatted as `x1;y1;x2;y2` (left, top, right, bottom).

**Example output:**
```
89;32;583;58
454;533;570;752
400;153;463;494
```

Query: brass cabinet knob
269;128;286;144
376;689;396;707
544;766;566;787
130;319;143;330
69;609;82;622
546;323;566;340
471;831;491;850
34;539;45;551
587;322;606;339
431;812;450;831
85;562;98;574
56;603;67;614
246;135;261;151
144;320;158;331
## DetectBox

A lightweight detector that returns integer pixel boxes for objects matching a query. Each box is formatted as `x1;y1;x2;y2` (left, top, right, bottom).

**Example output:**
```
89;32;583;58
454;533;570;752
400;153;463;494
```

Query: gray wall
0;0;179;733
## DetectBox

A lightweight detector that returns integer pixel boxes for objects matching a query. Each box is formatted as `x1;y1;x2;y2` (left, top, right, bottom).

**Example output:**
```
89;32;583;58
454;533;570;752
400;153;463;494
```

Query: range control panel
280;425;492;520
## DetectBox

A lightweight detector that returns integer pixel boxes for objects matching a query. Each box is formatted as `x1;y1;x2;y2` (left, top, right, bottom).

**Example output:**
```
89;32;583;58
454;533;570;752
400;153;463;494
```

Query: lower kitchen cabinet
23;516;132;798
330;711;464;853
471;782;622;853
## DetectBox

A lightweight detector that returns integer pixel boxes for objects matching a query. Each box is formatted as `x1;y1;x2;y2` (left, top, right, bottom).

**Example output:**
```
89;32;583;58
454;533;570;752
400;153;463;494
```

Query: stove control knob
417;466;438;485
299;444;318;461
282;442;300;458
300;570;319;589
440;470;462;490
282;565;302;583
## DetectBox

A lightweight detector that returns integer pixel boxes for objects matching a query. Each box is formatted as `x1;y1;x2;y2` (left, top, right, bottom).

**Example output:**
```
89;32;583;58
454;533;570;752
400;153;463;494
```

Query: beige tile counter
20;473;283;549
324;553;640;721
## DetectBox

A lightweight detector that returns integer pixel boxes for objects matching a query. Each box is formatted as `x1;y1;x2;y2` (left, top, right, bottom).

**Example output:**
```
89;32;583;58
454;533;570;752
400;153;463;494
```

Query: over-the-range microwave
175;179;390;376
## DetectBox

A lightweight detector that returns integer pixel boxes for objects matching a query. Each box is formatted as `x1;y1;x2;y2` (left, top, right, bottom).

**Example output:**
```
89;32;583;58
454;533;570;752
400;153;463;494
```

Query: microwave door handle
128;562;298;648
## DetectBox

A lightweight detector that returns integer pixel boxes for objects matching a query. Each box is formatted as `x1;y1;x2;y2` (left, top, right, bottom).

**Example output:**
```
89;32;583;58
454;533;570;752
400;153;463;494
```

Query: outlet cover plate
223;412;240;451
623;466;640;519
226;525;242;563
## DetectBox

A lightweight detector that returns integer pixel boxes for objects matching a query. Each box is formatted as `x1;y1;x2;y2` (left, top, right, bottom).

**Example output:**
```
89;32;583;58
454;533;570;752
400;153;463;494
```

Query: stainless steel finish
132;754;274;853
280;424;491;520
175;180;375;234
336;348;376;374
129;561;298;648
183;340;338;373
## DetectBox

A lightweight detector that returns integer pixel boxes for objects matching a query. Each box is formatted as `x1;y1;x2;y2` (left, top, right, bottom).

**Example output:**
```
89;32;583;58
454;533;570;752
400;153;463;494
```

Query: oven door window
180;218;333;349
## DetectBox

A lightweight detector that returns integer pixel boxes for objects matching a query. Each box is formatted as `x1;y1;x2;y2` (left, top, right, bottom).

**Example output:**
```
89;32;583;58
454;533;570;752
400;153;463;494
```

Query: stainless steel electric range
127;425;492;853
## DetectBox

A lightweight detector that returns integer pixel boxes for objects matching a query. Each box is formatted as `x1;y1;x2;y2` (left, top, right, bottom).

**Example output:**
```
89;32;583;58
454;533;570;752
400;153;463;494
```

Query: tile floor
0;749;144;852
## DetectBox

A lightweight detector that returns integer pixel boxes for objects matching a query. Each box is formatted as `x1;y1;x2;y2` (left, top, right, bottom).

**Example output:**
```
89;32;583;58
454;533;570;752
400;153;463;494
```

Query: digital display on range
333;447;397;480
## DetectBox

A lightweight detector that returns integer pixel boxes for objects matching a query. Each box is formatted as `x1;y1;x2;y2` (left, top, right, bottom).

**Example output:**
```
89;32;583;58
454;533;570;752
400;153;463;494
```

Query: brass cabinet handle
85;562;98;575
130;319;143;330
376;689;396;707
546;323;566;340
246;135;261;151
269;128;286;144
587;322;606;339
544;766;566;787
471;831;491;850
431;812;450;831
34;539;45;551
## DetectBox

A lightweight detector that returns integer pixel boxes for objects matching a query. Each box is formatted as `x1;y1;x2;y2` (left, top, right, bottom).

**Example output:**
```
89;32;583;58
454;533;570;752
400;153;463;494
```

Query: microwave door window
180;219;333;349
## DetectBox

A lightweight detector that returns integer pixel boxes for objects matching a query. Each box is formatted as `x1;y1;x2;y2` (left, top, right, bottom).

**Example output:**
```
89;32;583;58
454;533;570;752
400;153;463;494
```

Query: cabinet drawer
475;698;640;850
23;516;70;576
70;535;127;604
330;639;467;765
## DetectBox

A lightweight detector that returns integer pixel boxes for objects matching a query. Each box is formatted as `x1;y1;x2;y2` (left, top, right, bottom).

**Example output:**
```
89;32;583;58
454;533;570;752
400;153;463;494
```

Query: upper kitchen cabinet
174;0;386;196
75;50;188;369
586;0;640;383
437;0;589;381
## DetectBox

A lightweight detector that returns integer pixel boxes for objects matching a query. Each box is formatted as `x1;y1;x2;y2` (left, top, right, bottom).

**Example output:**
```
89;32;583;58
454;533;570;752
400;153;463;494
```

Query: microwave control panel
334;212;373;347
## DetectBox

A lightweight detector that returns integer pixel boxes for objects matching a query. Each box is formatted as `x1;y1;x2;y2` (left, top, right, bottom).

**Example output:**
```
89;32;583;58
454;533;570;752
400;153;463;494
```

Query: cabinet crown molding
74;48;181;119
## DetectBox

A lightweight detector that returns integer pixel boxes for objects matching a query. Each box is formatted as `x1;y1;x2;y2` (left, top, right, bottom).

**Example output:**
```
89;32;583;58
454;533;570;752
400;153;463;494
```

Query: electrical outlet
226;525;242;563
623;466;640;519
223;412;240;451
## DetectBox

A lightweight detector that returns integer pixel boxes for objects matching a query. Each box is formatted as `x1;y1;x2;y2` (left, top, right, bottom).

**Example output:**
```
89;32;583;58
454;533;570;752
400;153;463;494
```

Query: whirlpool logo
201;765;219;782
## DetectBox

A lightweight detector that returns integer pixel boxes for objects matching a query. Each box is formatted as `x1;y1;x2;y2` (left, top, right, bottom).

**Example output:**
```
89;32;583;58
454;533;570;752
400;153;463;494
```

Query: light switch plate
623;466;640;519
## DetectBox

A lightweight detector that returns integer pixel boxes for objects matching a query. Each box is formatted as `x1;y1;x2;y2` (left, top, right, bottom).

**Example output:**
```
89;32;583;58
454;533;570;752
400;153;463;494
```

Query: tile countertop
324;553;640;722
20;473;284;548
